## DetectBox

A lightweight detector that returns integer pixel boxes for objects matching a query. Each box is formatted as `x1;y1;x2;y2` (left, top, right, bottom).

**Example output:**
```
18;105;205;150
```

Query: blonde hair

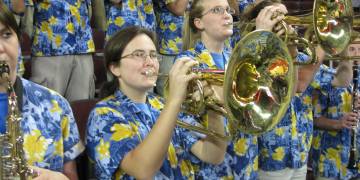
182;0;204;50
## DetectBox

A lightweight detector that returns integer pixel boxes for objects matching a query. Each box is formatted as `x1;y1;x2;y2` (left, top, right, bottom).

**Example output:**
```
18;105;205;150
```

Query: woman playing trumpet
85;26;227;179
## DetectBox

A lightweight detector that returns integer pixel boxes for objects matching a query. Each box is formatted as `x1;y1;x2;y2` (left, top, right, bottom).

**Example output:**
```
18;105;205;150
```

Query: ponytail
182;0;204;50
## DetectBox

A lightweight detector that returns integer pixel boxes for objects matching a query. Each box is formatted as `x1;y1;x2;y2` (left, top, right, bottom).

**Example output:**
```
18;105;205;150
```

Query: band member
0;2;84;179
85;26;227;179
105;0;156;40
153;0;190;96
311;40;360;180
176;0;289;178
238;1;327;179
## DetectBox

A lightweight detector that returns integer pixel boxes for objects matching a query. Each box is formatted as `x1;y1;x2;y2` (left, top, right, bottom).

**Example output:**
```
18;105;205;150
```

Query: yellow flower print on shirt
96;139;110;160
327;147;341;170
312;135;321;149
149;98;163;110
53;139;63;157
169;23;177;32
66;23;75;34
23;130;52;165
168;40;179;53
114;17;125;27
39;2;51;10
196;52;215;68
342;92;352;112
180;160;193;177
303;95;312;106
128;0;136;10
41;22;50;35
253;156;259;171
69;5;81;22
275;127;284;136
50;100;62;114
167;143;178;168
160;21;166;31
55;35;62;47
95;107;122;116
328;106;337;115
49;16;58;26
234;137;248;156
144;3;153;14
87;40;95;51
61;116;70;140
272;147;285;161
111;123;139;141
319;154;325;173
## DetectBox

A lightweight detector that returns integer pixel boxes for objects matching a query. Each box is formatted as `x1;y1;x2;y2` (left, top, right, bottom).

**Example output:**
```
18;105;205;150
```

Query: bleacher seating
70;99;98;180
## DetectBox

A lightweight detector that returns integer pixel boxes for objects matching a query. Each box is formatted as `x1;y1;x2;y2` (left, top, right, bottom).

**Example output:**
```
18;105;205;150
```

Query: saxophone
0;62;37;179
348;64;359;169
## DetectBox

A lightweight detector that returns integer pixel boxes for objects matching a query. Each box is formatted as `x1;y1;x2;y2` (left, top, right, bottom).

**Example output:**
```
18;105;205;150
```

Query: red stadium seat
70;98;98;180
92;29;105;56
20;32;32;60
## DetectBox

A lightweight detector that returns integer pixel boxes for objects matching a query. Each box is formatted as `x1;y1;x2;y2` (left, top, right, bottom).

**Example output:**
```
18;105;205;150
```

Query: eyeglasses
121;49;159;62
200;6;235;17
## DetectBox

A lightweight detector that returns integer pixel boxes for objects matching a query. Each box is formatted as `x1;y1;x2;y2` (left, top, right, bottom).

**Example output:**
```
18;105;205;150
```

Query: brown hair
100;26;157;98
182;0;204;51
0;1;20;38
242;0;282;22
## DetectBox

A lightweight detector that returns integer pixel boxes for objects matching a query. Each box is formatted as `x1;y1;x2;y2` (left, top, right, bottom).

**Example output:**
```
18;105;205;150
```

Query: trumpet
154;30;294;138
149;69;230;140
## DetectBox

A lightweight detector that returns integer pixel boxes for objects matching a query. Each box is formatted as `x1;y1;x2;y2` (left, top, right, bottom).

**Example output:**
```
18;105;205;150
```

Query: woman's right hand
167;57;199;105
255;4;287;31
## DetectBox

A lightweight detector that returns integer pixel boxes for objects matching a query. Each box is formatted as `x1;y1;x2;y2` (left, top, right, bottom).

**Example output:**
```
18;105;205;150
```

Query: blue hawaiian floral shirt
311;65;360;180
105;0;156;40
154;0;188;55
258;53;318;171
175;41;259;179
32;0;94;56
86;90;201;179
230;0;255;48
20;78;84;171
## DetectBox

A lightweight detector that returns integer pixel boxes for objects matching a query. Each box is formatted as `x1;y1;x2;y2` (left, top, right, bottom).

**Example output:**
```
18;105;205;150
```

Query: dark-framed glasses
200;6;235;17
121;49;159;62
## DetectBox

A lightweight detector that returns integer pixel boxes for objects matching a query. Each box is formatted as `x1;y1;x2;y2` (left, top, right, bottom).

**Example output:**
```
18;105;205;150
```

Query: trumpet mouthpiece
144;70;156;77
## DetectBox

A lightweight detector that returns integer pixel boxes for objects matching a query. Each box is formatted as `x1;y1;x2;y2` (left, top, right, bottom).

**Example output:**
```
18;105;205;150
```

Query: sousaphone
224;30;295;135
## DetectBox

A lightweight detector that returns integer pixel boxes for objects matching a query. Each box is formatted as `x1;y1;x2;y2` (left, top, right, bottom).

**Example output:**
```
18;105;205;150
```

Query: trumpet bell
224;30;295;135
313;0;353;55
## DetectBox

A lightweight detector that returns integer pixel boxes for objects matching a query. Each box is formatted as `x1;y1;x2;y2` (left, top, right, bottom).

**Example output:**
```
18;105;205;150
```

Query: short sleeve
59;98;85;162
176;113;202;152
86;106;142;179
